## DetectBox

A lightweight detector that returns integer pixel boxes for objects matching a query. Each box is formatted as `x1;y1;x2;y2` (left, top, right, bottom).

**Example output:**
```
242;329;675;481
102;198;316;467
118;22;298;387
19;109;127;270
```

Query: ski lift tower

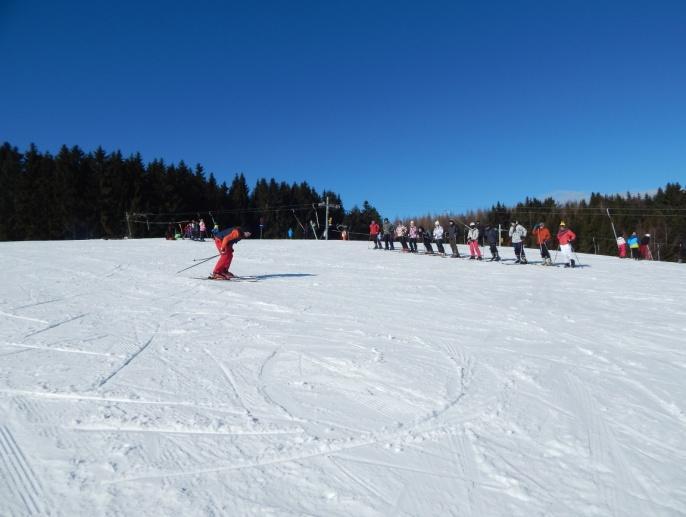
318;196;340;240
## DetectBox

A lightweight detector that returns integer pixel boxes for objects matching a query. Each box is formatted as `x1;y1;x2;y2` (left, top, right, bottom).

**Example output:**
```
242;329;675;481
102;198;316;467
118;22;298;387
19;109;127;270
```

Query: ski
194;276;259;282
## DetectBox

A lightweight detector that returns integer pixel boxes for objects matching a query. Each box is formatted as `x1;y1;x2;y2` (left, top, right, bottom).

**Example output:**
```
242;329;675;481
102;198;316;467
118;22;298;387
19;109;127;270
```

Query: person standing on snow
369;220;381;249
509;221;528;264
616;234;627;258
433;220;446;255
418;225;434;254
467;222;482;260
395;221;409;251
556;221;577;268
484;224;500;261
476;220;485;247
532;222;553;265
211;227;252;280
639;234;653;260
447;219;461;258
382;218;395;250
408;220;418;253
627;232;640;259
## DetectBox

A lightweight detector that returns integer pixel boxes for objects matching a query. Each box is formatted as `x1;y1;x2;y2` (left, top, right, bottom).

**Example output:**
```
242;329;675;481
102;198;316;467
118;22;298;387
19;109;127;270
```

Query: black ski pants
513;242;526;261
449;236;459;256
384;233;394;250
423;238;434;253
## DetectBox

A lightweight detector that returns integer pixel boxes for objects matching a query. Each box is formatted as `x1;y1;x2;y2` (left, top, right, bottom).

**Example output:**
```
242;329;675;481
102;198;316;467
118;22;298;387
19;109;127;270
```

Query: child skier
532;222;553;265
616;234;627;258
211;227;252;280
556;221;577;268
467;222;482;259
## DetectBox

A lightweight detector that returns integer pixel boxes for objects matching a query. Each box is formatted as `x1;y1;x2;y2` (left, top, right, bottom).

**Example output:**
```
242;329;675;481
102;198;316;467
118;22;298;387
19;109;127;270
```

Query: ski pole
571;245;582;266
193;254;220;262
176;254;219;274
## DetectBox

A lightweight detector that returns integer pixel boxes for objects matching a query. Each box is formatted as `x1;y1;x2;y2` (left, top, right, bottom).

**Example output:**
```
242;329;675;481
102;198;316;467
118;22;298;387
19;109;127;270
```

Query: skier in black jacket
418;226;434;254
446;220;461;258
484;224;500;261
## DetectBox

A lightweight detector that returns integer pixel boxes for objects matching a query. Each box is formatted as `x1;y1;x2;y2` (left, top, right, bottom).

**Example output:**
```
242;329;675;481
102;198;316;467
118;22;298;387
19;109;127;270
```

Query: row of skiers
369;219;579;267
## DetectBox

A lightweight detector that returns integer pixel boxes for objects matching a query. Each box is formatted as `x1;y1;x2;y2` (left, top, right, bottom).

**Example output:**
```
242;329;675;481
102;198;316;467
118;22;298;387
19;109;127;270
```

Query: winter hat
469;222;475;226
645;233;651;237
449;219;455;224
435;220;440;225
559;221;566;226
410;220;415;224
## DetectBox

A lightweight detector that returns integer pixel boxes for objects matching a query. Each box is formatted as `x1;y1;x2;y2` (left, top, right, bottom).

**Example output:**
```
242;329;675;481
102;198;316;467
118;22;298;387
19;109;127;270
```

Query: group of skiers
166;219;209;241
616;232;653;260
369;218;580;267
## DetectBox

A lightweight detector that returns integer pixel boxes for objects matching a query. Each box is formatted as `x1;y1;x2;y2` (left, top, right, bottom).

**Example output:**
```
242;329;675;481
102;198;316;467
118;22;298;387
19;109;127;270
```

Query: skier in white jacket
508;221;528;263
433;220;446;255
467;222;482;260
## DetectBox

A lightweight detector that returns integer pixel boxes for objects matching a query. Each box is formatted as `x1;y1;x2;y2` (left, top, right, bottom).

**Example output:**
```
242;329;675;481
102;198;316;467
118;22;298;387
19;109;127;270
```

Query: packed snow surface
1;239;685;516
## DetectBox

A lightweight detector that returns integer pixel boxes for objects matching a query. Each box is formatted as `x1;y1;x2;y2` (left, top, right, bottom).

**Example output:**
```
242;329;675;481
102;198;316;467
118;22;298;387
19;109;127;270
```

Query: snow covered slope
1;239;685;516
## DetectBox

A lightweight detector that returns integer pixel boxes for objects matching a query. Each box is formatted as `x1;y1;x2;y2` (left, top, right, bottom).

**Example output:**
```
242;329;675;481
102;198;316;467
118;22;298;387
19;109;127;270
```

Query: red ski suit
212;228;244;275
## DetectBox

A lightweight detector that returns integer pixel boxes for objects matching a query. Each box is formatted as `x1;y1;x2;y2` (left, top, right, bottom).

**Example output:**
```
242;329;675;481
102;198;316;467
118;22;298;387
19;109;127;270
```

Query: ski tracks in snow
95;324;160;389
564;372;655;515
0;423;48;517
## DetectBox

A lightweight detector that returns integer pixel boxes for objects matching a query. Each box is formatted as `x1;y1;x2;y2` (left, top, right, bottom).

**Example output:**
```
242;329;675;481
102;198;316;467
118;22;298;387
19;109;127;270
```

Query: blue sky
1;0;684;218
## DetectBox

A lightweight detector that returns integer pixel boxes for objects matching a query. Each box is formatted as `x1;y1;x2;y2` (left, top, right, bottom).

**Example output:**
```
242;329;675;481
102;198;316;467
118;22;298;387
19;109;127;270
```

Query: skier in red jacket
556;221;577;268
211;227;251;279
532;222;553;266
369;220;381;249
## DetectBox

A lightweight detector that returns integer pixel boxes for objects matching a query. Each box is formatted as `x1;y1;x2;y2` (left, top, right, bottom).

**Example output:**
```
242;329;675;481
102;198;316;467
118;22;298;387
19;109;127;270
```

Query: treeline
0;142;381;241
411;184;686;262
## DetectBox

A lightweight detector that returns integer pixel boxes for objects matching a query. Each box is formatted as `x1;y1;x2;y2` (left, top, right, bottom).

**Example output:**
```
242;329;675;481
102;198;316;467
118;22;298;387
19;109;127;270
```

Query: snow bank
1;239;685;516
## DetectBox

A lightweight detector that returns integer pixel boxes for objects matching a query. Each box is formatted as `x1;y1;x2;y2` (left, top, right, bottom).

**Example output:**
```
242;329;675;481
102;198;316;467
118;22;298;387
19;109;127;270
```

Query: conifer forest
1;142;684;261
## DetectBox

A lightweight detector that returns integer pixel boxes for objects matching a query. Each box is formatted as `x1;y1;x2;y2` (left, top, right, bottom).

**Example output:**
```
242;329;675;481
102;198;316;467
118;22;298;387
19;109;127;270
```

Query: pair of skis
195;275;259;282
